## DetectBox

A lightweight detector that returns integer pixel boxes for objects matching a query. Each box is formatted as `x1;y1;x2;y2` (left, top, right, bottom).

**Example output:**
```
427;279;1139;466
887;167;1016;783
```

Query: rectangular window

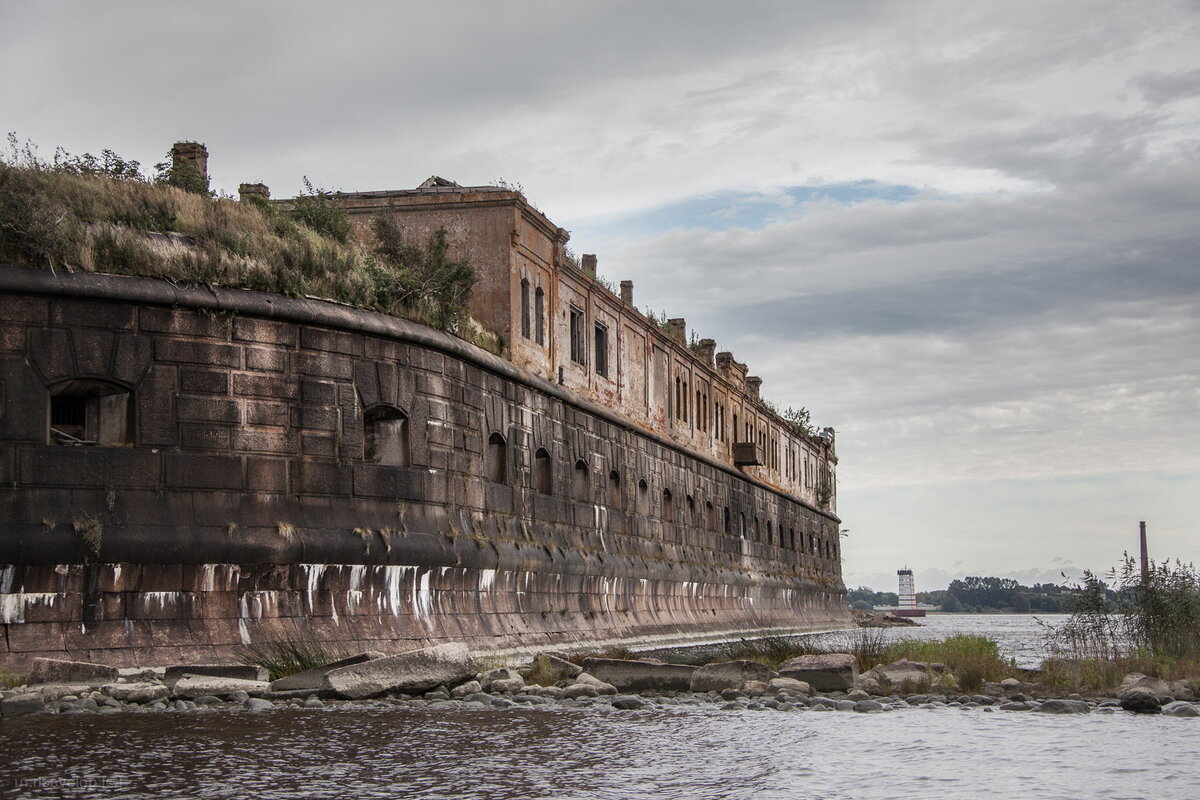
534;287;545;345
594;323;608;377
520;279;531;339
569;306;585;364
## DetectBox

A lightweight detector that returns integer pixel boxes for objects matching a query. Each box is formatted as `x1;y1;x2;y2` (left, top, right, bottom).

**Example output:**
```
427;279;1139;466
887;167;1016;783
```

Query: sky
4;1;1197;591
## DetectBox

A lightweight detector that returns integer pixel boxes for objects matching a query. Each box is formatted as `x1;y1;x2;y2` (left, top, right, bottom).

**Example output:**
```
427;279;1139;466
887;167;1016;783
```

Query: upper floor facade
334;179;837;516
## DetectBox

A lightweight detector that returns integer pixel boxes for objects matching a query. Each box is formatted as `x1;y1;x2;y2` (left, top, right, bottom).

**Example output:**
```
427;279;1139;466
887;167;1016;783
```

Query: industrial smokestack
1139;520;1149;581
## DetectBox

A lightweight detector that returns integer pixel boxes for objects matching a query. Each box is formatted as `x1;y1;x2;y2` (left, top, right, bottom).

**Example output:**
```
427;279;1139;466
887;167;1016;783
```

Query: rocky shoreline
2;649;1197;720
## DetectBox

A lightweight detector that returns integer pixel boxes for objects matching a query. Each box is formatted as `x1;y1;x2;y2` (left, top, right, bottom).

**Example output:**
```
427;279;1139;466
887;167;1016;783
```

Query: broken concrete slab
778;653;859;691
321;643;477;700
165;664;268;686
27;657;118;686
171;675;271;699
269;652;383;692
690;660;776;693
101;682;169;704
581;658;697;693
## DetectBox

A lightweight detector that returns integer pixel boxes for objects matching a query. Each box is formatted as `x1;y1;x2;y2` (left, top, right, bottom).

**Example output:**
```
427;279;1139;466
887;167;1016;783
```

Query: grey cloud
1133;68;1200;105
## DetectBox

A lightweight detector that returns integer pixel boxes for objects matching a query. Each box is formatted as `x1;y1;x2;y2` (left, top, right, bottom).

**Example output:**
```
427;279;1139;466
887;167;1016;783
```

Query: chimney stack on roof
620;280;634;306
581;254;597;276
746;376;763;400
666;318;686;345
170;141;208;189
697;338;716;367
238;183;270;202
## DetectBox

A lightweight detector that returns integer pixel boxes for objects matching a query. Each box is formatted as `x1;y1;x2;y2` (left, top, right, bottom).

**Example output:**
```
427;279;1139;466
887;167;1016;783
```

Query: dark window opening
686;494;695;524
569;306;585;364
48;380;133;446
520;278;531;339
608;470;623;508
662;488;674;523
574;459;590;501
637;479;649;515
723;506;731;534
705;500;714;530
364;405;409;466
534;448;553;494
486;432;507;483
534;287;545;345
594;323;608;377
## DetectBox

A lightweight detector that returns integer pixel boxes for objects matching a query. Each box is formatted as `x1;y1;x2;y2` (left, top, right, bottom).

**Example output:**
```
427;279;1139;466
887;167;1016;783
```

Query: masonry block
155;338;240;367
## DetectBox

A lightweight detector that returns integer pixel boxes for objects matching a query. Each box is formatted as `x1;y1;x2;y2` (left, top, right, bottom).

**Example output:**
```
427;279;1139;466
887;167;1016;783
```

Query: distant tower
895;568;926;617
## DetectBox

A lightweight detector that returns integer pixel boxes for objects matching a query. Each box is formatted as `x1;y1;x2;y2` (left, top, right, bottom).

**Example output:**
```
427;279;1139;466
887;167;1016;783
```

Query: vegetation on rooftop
0;135;489;349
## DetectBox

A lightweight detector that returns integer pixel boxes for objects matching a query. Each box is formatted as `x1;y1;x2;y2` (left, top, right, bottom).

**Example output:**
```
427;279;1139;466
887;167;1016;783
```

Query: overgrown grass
885;635;1012;692
1;668;26;690
237;635;348;682
0;136;493;350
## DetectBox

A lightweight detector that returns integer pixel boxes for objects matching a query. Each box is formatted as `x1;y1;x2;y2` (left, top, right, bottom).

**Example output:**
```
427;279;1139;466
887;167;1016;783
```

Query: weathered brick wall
0;267;848;668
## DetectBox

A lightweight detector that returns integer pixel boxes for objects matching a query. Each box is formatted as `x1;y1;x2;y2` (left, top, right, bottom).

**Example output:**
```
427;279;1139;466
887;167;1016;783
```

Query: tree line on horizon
848;576;1086;613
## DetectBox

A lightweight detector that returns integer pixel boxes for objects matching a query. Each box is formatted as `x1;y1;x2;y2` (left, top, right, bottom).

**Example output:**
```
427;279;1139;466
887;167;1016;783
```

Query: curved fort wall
0;266;848;669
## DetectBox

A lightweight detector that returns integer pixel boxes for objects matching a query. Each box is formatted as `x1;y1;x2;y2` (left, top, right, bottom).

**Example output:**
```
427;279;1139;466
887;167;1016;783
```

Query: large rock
27;657;118;686
1118;690;1162;714
171;675;271;699
766;677;812;697
581;658;697;693
480;668;526;693
102;682;169;704
1;693;45;717
571;672;618;695
778;654;859;691
690;660;777;693
269;652;383;692
27;683;94;701
321;643;477;700
165;664;268;686
1034;699;1092;714
1162;701;1199;718
1118;673;1171;699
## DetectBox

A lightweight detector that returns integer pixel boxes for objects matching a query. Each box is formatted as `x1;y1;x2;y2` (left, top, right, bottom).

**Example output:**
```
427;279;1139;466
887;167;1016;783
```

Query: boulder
1;693;45;717
244;698;274;712
165;664;268;686
778;653;859;691
690;660;776;693
571;672;618;695
321;643;477;700
479;667;525;691
854;699;885;712
27;657;118;686
451;680;483;698
581;658;697;693
171;675;271;699
1118;673;1171;701
1169;681;1196;701
865;659;934;691
1162;701;1199;718
1034;699;1091;714
766;677;811;697
102;682;169;704
270;652;383;692
563;683;600;699
1118;690;1162;714
610;694;647;710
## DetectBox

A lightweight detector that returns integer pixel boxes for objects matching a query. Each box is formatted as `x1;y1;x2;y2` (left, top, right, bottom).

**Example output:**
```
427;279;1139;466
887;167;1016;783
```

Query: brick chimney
238;183;270;202
620;280;634;306
666;318;686;345
581;254;597;276
170;142;208;186
696;338;716;367
746;376;762;400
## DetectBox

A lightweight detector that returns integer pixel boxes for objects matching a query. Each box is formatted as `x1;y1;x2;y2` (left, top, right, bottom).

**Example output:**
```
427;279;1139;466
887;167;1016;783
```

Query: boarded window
594;323;608;377
520;279;531;338
574;459;590;501
486;432;507;483
569;306;585;364
364;406;408;466
534;287;545;345
48;380;133;446
534;448;552;494
608;470;622;508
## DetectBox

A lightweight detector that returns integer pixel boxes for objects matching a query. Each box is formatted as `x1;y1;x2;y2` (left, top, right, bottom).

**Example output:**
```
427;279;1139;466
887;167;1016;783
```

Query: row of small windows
42;382;834;560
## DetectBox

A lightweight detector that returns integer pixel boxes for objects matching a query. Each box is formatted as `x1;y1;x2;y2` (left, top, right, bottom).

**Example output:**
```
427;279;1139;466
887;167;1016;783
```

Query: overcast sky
4;1;1197;591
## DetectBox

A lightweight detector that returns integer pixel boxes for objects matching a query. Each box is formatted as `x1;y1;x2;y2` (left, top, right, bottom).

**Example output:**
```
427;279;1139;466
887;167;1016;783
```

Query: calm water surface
2;615;1195;800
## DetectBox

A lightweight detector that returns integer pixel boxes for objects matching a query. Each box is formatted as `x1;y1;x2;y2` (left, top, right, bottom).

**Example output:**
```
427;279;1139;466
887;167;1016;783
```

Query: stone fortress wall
0;266;848;669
